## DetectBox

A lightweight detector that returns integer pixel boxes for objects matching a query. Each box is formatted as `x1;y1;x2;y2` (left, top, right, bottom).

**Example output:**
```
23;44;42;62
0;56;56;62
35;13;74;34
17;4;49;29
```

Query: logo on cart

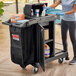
12;34;19;41
40;0;46;1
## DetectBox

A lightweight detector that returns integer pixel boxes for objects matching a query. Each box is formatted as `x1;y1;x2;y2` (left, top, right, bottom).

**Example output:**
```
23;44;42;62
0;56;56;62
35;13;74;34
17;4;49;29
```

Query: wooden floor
0;23;76;76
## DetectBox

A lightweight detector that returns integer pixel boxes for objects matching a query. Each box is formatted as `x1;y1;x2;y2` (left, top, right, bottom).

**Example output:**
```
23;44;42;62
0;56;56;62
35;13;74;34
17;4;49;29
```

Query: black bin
9;22;36;68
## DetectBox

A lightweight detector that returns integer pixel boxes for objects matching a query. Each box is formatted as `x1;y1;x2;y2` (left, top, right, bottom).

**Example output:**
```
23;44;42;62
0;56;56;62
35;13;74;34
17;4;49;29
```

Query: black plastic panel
36;24;45;71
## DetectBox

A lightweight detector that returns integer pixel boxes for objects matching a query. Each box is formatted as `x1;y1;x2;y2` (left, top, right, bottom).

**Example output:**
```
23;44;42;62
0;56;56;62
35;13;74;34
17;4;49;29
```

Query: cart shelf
45;51;68;64
44;39;53;44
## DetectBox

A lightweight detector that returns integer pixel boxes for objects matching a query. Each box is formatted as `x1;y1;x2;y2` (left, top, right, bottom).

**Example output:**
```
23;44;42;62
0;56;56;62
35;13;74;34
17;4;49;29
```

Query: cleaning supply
35;9;36;15
36;9;39;17
41;4;46;16
31;9;34;16
11;14;25;23
44;44;50;58
16;19;29;24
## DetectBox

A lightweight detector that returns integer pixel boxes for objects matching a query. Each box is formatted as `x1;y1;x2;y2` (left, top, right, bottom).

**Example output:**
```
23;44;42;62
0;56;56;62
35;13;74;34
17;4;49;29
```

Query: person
46;0;76;65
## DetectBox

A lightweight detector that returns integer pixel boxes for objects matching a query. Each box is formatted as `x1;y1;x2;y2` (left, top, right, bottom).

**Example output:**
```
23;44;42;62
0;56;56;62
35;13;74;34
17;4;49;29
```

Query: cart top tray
2;14;58;28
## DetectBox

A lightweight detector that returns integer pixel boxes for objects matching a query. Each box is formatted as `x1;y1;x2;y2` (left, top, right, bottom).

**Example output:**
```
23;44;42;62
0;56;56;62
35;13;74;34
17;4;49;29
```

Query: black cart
3;3;69;74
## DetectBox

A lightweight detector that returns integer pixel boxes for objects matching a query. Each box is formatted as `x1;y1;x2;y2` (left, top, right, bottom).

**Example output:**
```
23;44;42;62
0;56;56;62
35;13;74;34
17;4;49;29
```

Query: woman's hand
56;12;65;16
46;7;51;10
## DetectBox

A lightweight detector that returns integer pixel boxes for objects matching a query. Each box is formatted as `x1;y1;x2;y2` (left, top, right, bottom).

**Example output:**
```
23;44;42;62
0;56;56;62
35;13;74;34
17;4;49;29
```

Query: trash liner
46;9;62;24
9;22;36;68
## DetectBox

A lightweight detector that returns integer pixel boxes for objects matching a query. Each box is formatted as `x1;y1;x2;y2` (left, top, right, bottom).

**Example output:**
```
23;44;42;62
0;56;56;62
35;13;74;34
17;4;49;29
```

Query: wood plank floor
0;23;76;76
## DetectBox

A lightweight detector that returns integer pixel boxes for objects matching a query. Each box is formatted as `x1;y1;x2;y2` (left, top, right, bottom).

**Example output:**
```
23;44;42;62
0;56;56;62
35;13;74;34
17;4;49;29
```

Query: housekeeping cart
3;3;69;74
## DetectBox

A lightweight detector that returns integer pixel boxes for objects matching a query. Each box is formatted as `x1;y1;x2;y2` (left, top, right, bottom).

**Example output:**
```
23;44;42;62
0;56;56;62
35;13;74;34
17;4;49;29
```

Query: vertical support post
49;21;55;57
38;0;40;3
16;0;18;14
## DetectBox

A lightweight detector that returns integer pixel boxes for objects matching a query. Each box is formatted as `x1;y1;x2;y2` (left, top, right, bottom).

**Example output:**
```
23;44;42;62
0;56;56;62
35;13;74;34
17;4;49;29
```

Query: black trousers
61;20;76;58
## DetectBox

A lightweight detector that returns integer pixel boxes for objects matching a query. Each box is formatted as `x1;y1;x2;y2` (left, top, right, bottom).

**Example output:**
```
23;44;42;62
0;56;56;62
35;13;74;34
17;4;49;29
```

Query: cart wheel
33;67;39;74
58;58;63;64
65;56;69;60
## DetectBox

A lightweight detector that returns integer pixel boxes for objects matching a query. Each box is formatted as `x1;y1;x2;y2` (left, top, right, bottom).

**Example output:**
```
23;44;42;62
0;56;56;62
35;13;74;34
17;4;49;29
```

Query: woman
46;0;76;65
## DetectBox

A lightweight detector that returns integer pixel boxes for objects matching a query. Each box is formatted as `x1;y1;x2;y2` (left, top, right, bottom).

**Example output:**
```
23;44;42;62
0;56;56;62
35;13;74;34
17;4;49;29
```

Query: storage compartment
41;21;55;58
10;25;35;68
24;3;47;17
10;26;25;67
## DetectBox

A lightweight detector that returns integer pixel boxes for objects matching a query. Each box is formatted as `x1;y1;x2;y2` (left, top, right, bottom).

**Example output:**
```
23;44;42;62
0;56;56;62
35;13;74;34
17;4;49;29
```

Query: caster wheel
33;67;39;74
65;56;70;60
58;58;63;64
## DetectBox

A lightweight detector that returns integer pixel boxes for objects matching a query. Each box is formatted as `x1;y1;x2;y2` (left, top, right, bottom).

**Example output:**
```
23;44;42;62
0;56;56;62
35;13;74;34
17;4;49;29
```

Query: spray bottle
36;9;39;17
41;4;46;16
31;9;34;16
44;44;50;58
